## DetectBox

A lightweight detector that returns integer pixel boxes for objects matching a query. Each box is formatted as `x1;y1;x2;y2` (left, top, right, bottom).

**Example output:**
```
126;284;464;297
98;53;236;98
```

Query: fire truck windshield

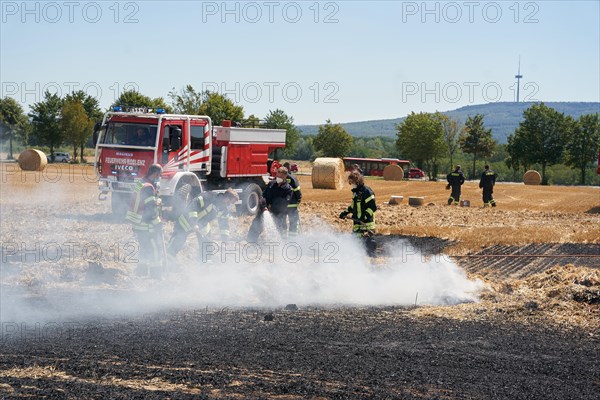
102;123;158;147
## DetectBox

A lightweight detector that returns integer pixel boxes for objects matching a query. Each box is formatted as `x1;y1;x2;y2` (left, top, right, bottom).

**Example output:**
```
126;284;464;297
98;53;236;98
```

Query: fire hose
341;214;375;238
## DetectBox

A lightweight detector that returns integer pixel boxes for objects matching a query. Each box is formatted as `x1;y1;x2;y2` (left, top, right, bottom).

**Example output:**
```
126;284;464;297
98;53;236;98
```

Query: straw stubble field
0;163;599;399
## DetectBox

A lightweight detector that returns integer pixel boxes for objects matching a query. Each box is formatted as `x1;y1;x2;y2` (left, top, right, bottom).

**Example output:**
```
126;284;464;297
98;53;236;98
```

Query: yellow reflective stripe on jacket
126;181;150;225
177;213;193;233
366;208;374;216
126;211;142;224
287;203;299;208
293;186;301;191
364;195;374;203
197;203;214;221
199;224;211;236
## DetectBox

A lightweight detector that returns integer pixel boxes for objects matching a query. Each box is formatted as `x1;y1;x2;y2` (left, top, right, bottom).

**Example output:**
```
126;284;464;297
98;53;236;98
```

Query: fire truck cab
94;107;286;216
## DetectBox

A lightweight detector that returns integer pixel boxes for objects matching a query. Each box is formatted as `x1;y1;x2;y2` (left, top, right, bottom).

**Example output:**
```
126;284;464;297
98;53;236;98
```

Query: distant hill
298;102;600;144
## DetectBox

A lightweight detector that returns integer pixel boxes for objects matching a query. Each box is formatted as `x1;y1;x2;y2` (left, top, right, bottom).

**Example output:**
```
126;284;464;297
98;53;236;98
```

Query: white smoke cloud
1;223;483;327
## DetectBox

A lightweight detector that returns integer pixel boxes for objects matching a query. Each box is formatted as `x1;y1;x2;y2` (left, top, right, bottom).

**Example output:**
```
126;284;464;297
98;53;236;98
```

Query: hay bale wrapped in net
383;164;404;181
523;170;542;185
311;158;345;189
18;149;47;171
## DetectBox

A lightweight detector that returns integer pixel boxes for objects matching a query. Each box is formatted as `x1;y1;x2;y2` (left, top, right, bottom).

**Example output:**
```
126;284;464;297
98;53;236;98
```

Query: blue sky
1;0;599;124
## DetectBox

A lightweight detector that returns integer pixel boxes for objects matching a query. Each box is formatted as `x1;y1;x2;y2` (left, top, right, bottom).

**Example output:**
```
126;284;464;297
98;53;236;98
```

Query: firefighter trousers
354;229;377;258
167;227;189;257
287;207;301;236
167;227;213;260
482;187;496;206
133;229;162;266
448;187;461;205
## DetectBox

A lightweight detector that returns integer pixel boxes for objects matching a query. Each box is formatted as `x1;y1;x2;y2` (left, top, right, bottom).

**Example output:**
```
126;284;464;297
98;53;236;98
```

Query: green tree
505;132;528;177
242;114;261;128
64;90;102;159
459;114;496;179
29;91;63;159
168;84;206;114
293;136;315;160
64;90;102;122
0;97;30;159
198;92;244;126
564;113;600;185
508;103;567;184
396;112;447;179
313;120;353;158
263;109;300;156
62;101;94;162
112;90;173;113
436;112;462;171
349;137;386;159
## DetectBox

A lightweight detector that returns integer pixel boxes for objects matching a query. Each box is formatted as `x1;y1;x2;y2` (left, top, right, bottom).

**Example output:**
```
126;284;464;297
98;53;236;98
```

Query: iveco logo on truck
113;165;136;171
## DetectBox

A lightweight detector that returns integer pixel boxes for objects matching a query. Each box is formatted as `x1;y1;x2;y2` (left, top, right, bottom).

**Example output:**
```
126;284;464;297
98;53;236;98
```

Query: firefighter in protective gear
339;171;377;257
479;164;497;207
283;162;302;237
167;188;239;257
126;164;163;273
446;165;465;205
247;167;293;242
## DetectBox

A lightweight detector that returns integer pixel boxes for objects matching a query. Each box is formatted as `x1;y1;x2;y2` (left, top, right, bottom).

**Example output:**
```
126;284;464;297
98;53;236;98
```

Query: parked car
48;152;71;163
408;168;425;179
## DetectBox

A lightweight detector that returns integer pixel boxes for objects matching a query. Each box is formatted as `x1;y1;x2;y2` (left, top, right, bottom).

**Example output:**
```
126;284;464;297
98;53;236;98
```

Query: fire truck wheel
240;183;262;215
173;183;192;218
111;192;129;219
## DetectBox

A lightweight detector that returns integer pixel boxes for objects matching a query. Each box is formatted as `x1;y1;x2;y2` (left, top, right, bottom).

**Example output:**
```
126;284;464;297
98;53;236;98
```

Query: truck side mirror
92;122;101;145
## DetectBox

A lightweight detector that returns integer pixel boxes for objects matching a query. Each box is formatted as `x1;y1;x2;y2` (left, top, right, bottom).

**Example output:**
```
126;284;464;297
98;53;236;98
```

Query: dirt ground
0;163;599;399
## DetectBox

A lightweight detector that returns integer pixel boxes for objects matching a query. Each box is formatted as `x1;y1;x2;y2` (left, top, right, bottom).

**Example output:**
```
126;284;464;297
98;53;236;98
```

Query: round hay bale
383;164;404;181
408;196;425;206
18;149;47;171
311;158;344;189
523;170;542;185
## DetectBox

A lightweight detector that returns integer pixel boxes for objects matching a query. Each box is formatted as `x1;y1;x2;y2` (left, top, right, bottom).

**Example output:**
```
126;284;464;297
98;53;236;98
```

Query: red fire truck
94;107;286;216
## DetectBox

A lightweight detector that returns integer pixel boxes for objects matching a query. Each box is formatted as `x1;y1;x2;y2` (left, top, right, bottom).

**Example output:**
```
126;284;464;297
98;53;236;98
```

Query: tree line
0;86;303;162
394;105;599;185
1;86;598;184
